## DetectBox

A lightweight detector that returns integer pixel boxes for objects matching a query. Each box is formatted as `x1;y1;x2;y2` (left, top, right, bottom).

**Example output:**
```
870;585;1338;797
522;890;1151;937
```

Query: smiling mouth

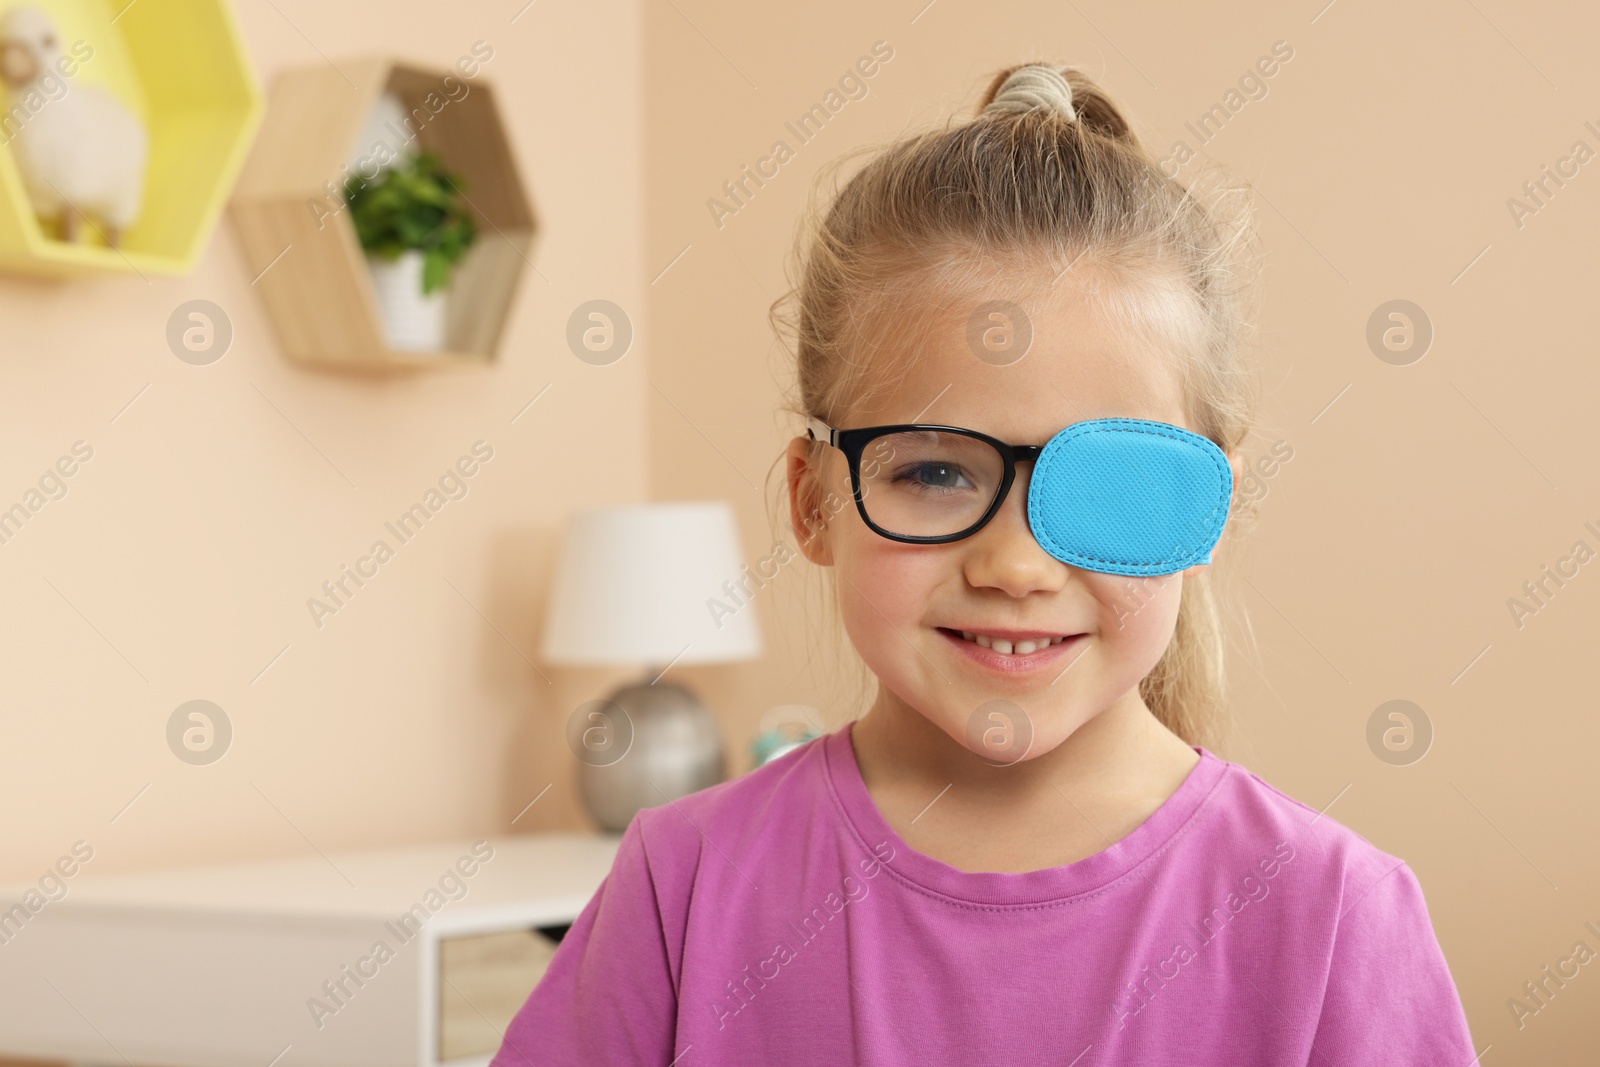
936;627;1081;656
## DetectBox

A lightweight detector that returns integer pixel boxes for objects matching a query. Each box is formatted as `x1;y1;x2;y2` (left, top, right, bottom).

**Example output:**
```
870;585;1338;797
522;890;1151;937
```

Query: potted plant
344;151;478;352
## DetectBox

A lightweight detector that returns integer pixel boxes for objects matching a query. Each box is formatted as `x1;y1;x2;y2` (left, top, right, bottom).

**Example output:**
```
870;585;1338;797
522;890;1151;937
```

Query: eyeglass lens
857;431;1006;538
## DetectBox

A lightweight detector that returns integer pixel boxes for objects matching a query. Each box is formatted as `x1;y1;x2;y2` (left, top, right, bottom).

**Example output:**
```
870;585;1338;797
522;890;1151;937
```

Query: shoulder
1194;760;1478;1053
1193;749;1418;913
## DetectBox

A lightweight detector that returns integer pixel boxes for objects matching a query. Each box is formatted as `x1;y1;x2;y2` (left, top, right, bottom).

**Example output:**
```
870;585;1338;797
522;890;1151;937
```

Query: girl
493;63;1476;1064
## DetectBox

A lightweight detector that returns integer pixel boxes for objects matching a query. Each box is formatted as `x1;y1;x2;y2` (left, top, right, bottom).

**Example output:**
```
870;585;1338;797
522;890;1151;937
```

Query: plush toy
0;6;147;246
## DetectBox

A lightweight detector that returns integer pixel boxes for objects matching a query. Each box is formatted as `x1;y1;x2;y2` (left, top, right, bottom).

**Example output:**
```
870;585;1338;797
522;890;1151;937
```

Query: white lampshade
541;500;764;667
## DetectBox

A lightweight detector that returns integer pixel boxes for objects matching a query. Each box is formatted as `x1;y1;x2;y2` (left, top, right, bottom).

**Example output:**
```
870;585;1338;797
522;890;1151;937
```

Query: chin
938;698;1088;768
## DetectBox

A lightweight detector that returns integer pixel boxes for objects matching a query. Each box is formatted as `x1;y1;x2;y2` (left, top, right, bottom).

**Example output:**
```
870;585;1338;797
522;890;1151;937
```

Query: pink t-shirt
491;722;1476;1065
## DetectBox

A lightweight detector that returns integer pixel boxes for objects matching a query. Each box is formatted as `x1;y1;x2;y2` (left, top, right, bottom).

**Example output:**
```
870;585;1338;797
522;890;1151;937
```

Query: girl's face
787;277;1236;762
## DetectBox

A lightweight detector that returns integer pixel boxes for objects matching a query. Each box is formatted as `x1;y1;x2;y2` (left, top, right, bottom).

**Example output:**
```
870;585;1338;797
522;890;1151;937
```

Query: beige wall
644;2;1600;1063
2;0;1597;1062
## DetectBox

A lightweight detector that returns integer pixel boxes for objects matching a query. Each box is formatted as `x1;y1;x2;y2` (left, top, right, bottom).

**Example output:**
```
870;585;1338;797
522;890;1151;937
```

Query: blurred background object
0;4;147;246
542;500;761;830
0;0;260;276
345;149;478;353
230;55;533;370
0;834;618;1067
751;704;825;767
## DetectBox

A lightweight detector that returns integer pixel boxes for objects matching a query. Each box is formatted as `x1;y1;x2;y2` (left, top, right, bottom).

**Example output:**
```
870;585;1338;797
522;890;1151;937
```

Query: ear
786;436;835;566
1227;447;1245;494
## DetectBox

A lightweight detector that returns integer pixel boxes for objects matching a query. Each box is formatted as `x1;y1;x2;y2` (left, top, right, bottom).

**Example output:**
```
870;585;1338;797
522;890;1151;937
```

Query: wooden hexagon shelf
230;56;536;372
0;0;263;278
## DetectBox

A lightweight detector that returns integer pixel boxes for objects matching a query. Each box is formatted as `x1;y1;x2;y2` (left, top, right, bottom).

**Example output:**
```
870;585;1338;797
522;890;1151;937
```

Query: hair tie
985;65;1077;121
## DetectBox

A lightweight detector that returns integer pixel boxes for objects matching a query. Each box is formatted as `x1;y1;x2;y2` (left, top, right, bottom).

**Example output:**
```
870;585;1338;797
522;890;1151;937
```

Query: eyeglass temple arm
805;416;836;446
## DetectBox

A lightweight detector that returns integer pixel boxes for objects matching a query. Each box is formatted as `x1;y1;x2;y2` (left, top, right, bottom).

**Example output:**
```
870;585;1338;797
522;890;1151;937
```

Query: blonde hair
767;63;1269;751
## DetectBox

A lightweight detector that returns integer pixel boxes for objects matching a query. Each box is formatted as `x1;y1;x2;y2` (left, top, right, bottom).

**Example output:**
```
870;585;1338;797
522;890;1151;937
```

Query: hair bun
982;64;1077;120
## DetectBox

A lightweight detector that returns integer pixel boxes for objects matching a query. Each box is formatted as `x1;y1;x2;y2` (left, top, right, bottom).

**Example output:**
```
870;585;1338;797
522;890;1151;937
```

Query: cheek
833;523;933;643
830;510;954;676
1091;572;1184;650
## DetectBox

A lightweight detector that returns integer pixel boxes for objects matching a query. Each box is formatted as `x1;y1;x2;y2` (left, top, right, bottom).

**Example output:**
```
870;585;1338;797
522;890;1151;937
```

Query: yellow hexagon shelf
230;56;537;372
0;0;263;278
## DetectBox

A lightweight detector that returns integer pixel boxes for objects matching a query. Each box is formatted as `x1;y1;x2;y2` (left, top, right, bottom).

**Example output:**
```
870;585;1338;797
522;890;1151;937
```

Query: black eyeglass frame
806;415;1046;546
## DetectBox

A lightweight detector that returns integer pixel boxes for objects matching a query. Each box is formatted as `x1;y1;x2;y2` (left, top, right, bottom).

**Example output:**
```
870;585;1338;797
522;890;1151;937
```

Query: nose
960;463;1068;597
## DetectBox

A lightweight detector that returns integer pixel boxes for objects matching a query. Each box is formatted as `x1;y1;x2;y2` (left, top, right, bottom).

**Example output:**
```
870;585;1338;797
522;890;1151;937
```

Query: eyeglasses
805;415;1234;576
806;416;1041;544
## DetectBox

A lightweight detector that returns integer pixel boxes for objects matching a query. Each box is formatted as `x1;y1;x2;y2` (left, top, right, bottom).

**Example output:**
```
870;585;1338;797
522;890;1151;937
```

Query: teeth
956;631;1071;655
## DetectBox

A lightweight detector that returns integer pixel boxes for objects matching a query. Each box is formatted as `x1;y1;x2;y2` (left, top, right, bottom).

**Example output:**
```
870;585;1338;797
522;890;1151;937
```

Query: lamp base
576;679;726;832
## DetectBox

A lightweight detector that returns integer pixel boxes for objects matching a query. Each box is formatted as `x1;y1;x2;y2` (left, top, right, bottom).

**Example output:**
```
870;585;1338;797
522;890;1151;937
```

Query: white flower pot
366;249;447;352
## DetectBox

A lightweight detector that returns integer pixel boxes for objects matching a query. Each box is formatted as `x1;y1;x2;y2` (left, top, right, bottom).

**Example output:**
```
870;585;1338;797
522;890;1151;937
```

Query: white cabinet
0;833;620;1067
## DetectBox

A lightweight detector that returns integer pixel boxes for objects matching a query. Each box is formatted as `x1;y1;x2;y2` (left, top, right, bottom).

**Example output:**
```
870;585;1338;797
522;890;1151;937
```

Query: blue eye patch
1026;418;1233;577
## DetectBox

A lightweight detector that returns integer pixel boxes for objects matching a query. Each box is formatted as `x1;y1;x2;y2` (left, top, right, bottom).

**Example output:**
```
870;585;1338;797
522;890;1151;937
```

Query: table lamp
541;500;763;831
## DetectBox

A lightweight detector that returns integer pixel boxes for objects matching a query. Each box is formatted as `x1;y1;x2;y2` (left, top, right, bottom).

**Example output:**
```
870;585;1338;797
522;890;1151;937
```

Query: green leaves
344;152;479;295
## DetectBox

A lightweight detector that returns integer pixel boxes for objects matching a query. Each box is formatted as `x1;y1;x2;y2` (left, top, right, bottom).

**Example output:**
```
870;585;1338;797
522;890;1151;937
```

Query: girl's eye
891;462;974;492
